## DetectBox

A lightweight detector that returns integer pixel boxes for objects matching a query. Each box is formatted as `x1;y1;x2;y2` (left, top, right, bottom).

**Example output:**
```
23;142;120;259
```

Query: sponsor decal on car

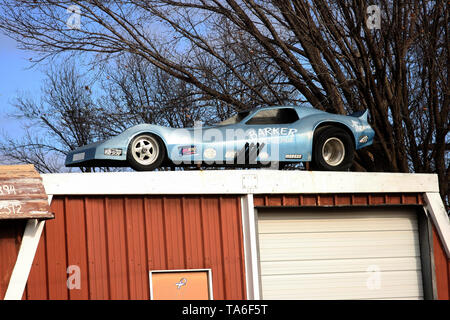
285;154;302;159
179;145;197;156
247;128;298;139
203;148;217;159
73;152;85;161
104;148;123;156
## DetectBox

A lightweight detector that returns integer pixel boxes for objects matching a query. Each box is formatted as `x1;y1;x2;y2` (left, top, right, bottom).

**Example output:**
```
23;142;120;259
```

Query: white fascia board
424;193;450;258
241;195;261;300
41;170;439;196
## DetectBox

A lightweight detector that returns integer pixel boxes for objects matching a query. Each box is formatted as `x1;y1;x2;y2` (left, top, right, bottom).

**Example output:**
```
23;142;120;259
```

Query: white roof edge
41;170;440;195
424;193;450;258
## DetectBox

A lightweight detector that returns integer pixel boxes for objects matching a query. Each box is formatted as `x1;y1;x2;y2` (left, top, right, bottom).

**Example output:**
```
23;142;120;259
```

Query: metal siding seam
141;197;150;299
228;196;245;299
194;197;203;267
122;197;130;299
131;197;141;297
107;196;129;299
69;196;89;300
85;197;109;299
165;197;185;268
214;197;226;299
136;197;149;299
222;197;235;299
199;196;206;270
164;197;173;269
217;197;227;299
83;197;91;300
125;197;135;299
100;197;109;299
63;197;70;299
197;197;206;268
180;197;188;269
103;197;111;300
161;197;169;269
122;197;131;299
202;197;224;299
46;197;68;300
147;196;167;270
86;198;96;298
229;196;241;299
184;197;204;269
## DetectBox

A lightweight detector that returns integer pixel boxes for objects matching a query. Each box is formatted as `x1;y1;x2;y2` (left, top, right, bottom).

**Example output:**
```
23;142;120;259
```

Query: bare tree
0;1;448;206
0;63;103;172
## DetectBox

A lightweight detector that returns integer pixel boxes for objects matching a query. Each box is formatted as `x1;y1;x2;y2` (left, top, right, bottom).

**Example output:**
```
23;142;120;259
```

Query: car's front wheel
312;127;354;171
127;133;165;171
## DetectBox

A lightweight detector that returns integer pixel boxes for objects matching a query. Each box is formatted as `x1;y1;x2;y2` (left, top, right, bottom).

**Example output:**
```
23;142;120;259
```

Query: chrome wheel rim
131;135;159;165
322;137;345;166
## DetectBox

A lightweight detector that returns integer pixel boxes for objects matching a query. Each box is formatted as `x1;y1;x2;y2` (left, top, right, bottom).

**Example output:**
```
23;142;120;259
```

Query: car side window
245;108;299;125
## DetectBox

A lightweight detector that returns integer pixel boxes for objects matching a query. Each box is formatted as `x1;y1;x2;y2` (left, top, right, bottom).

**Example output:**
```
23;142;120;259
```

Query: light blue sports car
65;105;375;171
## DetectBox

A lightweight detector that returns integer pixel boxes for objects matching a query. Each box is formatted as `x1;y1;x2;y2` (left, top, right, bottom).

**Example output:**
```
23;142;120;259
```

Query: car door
243;108;300;162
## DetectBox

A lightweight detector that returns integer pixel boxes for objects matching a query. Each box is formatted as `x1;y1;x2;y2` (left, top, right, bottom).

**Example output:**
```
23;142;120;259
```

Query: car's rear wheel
127;134;165;171
312;127;354;171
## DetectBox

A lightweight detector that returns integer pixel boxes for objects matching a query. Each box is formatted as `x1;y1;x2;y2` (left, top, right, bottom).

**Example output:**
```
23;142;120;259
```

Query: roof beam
41;171;440;195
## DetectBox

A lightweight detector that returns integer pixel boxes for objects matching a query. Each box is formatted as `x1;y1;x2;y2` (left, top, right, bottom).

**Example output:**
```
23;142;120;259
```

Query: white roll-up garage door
257;208;423;300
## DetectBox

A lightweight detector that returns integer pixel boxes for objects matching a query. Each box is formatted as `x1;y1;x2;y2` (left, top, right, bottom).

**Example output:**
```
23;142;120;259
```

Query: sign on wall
149;269;213;300
0;165;53;220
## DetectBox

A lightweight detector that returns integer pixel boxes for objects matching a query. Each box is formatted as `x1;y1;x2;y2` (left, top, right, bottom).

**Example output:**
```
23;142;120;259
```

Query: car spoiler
350;109;369;122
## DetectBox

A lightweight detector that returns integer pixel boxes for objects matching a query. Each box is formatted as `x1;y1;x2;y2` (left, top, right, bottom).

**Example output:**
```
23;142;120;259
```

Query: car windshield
216;111;250;126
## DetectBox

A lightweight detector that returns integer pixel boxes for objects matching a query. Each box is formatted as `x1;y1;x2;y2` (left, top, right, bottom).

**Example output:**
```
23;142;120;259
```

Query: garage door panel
258;209;417;222
257;208;424;300
260;257;422;276
258;215;418;234
261;271;423;300
258;231;419;249
260;245;420;261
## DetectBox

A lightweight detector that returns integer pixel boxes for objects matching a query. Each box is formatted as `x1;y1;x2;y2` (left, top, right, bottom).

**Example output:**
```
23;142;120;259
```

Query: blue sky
0;33;44;139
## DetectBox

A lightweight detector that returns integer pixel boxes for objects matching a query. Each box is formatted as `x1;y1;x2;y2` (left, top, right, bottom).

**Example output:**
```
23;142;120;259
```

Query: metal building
1;169;449;300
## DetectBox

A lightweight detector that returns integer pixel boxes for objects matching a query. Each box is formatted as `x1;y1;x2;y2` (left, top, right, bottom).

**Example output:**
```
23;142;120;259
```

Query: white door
257;207;423;299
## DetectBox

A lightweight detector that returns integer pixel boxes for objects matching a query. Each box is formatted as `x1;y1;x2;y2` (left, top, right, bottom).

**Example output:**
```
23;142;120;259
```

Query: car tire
312;126;354;171
127;133;165;171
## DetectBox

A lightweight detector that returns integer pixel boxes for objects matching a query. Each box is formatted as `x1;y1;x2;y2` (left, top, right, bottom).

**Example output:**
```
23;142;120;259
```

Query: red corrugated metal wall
1;192;448;300
432;225;450;300
253;193;424;207
23;195;247;300
0;220;25;299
